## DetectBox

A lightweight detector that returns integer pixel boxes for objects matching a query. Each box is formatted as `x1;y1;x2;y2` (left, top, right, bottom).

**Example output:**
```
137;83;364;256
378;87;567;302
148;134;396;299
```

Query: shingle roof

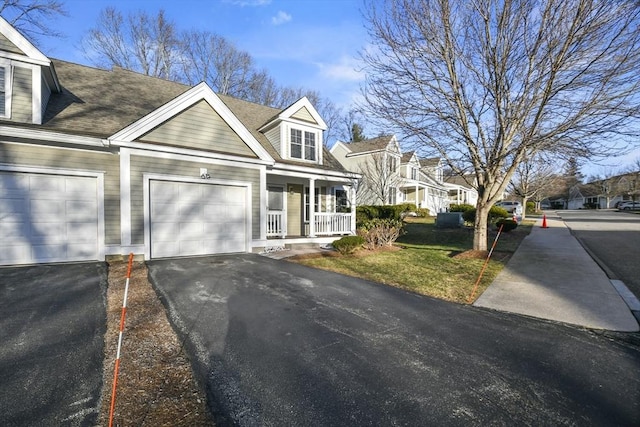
344;135;394;154
445;174;475;188
401;151;415;163
44;59;190;138
34;59;346;172
419;157;441;168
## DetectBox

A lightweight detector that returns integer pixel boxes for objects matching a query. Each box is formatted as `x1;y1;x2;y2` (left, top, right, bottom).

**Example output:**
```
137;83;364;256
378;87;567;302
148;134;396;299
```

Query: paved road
559;210;640;300
148;255;640;426
0;263;107;427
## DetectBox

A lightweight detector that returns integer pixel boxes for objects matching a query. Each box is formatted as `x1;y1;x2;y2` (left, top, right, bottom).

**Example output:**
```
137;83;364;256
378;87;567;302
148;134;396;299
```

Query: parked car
618;201;640;211
495;201;523;214
540;202;551;210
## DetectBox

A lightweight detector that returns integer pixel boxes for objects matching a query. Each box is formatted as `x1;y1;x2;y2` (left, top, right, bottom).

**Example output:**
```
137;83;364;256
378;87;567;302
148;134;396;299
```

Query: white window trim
0;59;13;119
286;124;321;164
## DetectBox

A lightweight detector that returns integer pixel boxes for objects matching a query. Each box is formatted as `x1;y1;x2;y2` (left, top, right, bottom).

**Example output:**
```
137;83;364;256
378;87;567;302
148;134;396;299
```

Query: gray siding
40;75;51;120
0;33;23;54
0;141;121;244
265;126;281;157
11;66;32;123
129;155;261;245
138;100;257;158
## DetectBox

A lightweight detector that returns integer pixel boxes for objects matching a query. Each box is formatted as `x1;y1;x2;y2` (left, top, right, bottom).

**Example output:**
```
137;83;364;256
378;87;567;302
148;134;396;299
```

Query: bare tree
0;0;66;42
361;0;640;250
179;30;258;97
357;152;403;205
81;8;179;79
81;7;351;146
509;152;561;218
339;108;367;142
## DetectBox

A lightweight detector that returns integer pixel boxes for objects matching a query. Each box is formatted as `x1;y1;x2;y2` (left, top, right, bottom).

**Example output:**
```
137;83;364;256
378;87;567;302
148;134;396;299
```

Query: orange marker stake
108;253;134;427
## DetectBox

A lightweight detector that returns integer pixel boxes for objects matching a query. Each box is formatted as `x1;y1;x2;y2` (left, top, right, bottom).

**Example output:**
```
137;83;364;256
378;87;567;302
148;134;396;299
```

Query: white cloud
271;11;292;26
317;55;365;82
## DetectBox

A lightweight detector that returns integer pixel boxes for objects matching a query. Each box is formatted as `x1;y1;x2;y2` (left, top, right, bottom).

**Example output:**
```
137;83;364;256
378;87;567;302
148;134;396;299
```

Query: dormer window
290;128;317;161
411;167;418;180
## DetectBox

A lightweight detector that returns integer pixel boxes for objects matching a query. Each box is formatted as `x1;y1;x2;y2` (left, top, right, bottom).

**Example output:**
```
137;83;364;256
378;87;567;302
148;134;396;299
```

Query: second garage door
149;180;248;259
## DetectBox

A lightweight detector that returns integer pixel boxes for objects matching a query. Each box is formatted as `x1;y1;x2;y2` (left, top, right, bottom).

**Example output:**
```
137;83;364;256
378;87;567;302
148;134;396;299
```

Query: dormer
259;97;326;165
401;151;421;180
420;157;444;183
0;16;60;125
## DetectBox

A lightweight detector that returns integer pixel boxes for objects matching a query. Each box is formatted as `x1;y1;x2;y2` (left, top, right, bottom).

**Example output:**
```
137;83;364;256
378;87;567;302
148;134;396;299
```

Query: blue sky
36;0;368;111
23;0;640;176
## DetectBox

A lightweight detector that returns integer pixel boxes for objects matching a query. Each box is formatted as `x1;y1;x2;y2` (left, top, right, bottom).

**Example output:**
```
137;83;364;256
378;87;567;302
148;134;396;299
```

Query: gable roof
7;58;347;171
260;96;327;131
342;135;397;155
41;59;189;138
445;174;475;189
0;16;59;91
420;157;441;168
401;151;418;163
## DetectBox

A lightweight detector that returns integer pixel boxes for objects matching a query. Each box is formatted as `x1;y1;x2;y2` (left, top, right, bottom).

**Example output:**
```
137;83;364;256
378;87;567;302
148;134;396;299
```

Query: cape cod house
0;17;357;266
330;135;448;215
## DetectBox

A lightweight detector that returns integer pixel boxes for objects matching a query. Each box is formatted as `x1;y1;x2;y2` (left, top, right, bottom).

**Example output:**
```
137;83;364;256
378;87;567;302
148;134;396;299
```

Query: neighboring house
330;135;448;215
444;174;479;206
568;184;599;209
0;18;357;266
568;171;640;209
405;155;448;214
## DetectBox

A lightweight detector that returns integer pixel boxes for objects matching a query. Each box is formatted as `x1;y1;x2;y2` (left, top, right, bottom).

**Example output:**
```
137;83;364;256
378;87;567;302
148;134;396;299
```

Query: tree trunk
473;203;491;252
521;196;528;220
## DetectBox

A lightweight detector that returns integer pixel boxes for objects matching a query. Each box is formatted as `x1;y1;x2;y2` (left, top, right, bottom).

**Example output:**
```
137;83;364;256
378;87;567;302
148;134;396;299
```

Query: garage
0;170;101;265
149;179;248;258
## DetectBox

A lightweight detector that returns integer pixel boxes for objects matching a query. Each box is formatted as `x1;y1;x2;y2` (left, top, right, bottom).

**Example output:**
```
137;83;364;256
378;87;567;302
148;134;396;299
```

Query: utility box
435;212;464;228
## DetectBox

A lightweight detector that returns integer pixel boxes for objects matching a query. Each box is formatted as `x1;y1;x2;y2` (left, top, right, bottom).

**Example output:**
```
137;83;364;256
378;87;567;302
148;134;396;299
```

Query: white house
330;135;449;215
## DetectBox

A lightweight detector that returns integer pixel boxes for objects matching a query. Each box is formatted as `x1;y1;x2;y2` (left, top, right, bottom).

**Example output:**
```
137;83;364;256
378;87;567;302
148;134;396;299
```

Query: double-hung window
290;128;316;161
411;167;418;180
0;67;6;117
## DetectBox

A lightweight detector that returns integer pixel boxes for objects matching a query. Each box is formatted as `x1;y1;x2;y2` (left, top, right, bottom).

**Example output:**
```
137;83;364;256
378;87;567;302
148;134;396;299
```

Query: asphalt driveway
0;262;107;427
148;254;640;426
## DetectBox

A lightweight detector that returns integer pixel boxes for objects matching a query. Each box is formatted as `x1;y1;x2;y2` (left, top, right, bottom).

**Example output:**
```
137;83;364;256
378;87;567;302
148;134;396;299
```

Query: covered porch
262;171;356;243
399;181;448;215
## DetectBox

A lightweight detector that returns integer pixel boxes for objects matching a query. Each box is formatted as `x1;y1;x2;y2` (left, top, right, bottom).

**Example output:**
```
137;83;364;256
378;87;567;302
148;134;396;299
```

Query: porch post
350;184;357;234
415;184;419;207
308;178;316;237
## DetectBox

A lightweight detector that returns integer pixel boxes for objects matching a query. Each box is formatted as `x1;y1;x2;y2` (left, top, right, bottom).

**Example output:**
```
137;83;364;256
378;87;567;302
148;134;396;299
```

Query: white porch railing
267;211;285;237
314;213;352;236
267;211;352;237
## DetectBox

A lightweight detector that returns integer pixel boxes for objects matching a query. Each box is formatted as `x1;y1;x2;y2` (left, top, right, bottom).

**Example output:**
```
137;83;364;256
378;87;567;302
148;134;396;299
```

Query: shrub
490;206;509;221
332;235;365;254
496;218;518;232
526;201;535;214
357;218;405;250
356;205;381;223
449;203;475;213
356;204;417;225
415;208;431;217
458;205;509;225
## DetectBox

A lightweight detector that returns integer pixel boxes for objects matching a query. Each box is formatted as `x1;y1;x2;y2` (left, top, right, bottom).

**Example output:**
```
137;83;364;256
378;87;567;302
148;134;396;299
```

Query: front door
287;184;303;236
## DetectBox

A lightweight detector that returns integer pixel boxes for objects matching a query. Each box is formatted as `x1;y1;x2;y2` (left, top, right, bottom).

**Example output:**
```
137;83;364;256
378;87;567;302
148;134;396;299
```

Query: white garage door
0;171;100;265
149;180;247;258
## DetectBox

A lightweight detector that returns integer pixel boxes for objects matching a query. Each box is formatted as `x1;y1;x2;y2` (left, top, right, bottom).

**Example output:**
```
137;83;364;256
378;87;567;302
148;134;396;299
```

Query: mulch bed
99;261;214;426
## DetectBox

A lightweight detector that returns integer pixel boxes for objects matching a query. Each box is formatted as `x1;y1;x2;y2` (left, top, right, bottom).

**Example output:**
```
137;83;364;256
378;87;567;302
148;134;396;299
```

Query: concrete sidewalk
475;214;639;332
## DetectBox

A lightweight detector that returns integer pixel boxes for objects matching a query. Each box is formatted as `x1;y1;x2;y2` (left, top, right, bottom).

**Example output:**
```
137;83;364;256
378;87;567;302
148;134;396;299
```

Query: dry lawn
99;260;214;426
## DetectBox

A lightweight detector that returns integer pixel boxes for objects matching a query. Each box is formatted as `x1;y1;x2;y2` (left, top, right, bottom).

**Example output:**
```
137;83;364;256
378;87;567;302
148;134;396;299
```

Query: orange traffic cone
541;214;548;228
